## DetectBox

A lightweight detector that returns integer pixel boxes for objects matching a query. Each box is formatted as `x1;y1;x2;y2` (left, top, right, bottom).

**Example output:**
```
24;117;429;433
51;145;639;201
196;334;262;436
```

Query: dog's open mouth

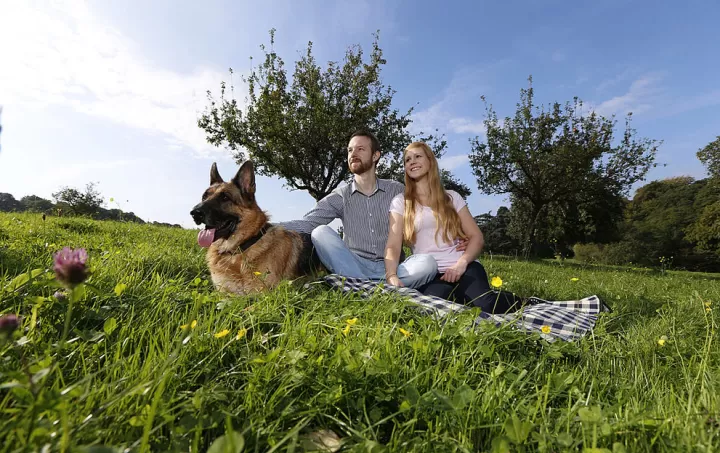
197;219;237;248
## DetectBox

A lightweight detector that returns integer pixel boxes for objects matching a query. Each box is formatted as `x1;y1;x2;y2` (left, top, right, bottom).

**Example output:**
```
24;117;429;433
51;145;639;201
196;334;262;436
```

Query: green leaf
113;282;127;297
503;415;533;444
399;400;412;412
552;372;575;391
103;318;118;336
579;406;604;424
490;436;512;453
129;405;150;427
128;416;144;427
451;384;475;410
612;442;628;453
207;431;245;453
601;422;613;436
266;348;281;362
72;284;87;302
6;270;31;291
557;432;574;447
404;385;421;405
286;350;306;364
430;389;455;411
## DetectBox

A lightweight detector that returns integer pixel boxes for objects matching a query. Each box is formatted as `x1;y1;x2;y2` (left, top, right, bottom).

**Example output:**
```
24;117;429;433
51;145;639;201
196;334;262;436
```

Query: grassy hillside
0;212;718;452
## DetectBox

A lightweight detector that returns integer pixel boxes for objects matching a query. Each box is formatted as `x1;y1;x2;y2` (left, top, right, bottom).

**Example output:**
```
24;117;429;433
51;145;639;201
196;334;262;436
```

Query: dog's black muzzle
190;203;206;225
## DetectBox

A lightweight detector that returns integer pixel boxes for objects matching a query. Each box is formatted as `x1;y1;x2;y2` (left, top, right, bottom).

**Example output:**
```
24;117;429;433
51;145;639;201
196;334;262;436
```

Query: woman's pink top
389;190;466;272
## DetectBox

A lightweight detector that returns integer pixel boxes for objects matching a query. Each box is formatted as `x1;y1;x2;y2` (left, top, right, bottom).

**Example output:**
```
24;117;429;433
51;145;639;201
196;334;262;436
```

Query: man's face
347;135;379;175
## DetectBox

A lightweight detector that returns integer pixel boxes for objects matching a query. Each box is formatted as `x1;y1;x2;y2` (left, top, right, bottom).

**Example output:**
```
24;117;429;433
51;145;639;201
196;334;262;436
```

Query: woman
384;141;523;313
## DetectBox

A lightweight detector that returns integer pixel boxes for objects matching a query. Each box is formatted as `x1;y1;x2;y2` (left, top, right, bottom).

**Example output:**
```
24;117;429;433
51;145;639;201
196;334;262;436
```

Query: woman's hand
387;274;404;287
440;260;468;283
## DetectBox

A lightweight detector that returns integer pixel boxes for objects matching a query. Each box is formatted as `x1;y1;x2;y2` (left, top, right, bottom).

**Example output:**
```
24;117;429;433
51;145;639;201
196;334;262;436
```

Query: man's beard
349;158;374;175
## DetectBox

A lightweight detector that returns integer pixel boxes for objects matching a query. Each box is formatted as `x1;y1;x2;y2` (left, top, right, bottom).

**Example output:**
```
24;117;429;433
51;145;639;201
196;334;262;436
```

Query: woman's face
404;147;431;180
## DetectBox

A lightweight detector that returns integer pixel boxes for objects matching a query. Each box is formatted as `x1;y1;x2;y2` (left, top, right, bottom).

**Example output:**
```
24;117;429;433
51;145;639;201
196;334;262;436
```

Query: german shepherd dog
190;161;321;295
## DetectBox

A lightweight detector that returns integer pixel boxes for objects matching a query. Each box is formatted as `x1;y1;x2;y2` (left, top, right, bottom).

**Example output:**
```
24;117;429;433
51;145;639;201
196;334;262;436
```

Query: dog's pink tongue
197;228;215;248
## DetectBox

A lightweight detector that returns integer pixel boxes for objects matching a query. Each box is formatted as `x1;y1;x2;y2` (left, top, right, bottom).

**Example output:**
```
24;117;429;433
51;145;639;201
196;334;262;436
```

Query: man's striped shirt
279;179;404;261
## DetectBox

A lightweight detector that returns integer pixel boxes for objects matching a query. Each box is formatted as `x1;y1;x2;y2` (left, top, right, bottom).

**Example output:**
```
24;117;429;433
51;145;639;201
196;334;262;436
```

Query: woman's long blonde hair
403;142;467;246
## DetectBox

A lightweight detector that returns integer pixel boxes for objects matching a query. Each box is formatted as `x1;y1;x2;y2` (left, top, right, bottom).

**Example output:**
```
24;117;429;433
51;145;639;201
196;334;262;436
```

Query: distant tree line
0;182;182;228
478;173;720;272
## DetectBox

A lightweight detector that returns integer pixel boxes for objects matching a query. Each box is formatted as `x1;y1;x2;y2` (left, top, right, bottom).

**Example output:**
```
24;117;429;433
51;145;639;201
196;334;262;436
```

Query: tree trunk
523;204;543;259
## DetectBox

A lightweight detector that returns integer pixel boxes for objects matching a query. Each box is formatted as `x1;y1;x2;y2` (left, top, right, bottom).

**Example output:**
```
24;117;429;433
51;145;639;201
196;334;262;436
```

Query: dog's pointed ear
210;162;224;185
232;160;256;195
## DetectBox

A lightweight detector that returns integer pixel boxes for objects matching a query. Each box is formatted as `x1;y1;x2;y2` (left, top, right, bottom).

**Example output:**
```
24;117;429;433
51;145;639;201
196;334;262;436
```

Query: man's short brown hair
350;129;381;153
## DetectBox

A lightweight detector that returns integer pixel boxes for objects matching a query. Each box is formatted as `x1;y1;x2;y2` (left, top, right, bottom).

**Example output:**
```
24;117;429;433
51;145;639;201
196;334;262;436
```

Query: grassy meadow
0;212;718;452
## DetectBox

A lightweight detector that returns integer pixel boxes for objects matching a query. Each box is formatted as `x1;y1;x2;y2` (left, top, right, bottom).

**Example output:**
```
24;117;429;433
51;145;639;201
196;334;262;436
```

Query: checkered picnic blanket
308;274;609;342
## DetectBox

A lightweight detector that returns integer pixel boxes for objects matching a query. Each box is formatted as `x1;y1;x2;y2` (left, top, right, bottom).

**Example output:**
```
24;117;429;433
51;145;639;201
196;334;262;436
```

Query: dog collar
238;223;273;251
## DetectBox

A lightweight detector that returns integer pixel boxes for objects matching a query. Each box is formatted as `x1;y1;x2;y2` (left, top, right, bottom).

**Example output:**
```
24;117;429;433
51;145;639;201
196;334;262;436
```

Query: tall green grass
0;212;718;452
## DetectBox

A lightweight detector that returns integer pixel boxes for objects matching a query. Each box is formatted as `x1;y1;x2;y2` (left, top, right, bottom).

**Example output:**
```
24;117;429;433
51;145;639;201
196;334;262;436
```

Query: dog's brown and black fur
190;161;321;295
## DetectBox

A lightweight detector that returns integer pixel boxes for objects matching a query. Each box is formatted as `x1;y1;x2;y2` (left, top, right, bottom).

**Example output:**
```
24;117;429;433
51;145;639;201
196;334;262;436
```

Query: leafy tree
617;177;720;270
686;201;720;256
685;173;720;256
536;180;627;256
468;76;659;256
198;30;469;201
20;195;54;213
697;136;720;179
440;169;472;199
0;193;22;212
474;206;519;255
52;182;105;216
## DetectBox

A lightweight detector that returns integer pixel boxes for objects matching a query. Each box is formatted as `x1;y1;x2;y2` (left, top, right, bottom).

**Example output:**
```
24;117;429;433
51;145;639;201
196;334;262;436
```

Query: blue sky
1;0;718;229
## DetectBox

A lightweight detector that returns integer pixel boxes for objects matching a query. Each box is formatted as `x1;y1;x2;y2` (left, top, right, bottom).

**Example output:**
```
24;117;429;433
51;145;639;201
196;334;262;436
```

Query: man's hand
440;260;468;283
387;275;404;287
455;238;469;252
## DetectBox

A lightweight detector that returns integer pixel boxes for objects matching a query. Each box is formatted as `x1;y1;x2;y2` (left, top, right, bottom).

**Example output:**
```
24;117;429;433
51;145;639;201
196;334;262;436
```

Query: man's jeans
310;225;437;289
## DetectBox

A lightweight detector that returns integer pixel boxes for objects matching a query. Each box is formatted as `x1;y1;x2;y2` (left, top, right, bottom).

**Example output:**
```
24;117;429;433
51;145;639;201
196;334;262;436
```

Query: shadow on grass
0;247;31;277
593;294;666;336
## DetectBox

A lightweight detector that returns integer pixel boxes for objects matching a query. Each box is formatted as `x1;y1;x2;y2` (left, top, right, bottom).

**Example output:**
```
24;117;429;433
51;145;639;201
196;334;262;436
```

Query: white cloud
0;0;232;156
411;66;494;138
594;67;637;93
438;154;469;171
448;117;486;135
591;73;664;117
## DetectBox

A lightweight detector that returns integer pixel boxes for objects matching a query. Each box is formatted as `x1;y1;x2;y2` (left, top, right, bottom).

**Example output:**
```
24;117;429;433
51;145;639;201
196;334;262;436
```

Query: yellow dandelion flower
236;328;247;340
399;328;412;337
541;325;551;334
705;301;712;308
706;307;712;313
180;319;198;330
490;276;503;288
657;335;668;347
253;272;262;276
570;277;580;282
214;329;230;338
342;324;351;336
346;317;358;326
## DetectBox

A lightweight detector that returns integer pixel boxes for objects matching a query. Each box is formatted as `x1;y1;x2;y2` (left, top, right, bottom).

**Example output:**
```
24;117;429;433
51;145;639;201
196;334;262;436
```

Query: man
282;129;462;288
